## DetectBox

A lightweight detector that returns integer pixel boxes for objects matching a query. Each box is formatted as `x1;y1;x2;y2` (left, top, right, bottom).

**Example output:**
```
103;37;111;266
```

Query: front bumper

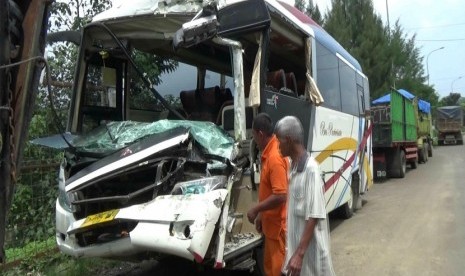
56;189;228;261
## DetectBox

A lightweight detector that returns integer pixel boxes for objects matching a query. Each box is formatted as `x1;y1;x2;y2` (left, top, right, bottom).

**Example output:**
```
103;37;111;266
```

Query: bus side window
315;42;341;111
339;59;358;115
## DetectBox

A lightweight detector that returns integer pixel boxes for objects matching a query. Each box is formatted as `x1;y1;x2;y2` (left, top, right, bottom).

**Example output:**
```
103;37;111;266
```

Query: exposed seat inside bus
180;86;233;122
220;101;254;137
266;69;297;97
266;69;286;91
284;72;298;95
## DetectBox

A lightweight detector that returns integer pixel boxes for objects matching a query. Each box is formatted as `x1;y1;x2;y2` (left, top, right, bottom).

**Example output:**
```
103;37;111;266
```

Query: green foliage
294;0;306;12
49;0;112;32
128;51;180;111
7;170;58;248
439;92;462;106
306;3;324;25
294;0;324;25
325;0;390;100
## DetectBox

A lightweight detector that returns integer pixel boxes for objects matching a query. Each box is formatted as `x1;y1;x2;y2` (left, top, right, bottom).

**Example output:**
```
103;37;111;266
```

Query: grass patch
5;237;56;261
2;251;123;276
2;238;123;276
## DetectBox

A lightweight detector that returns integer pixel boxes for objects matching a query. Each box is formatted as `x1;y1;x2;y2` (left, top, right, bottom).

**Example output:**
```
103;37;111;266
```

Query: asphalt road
330;143;465;276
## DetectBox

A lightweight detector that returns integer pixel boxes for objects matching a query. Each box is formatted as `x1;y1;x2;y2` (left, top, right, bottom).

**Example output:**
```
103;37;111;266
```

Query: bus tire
339;174;359;219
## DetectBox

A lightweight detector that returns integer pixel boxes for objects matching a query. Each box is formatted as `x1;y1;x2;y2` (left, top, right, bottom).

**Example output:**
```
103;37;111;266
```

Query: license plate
81;209;119;228
377;170;386;177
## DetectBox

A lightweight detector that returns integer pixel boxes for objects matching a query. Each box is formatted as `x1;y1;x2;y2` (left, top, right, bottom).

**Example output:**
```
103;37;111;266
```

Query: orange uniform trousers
263;230;286;276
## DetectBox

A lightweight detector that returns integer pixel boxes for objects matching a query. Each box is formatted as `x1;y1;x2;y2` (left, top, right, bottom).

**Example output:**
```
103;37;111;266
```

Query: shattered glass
71;120;235;159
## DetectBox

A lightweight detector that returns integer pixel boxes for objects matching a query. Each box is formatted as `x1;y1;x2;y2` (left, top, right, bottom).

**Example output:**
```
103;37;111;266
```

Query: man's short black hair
252;113;274;136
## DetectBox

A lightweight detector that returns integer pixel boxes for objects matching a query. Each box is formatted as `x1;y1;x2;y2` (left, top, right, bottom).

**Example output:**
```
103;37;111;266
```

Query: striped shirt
284;152;335;276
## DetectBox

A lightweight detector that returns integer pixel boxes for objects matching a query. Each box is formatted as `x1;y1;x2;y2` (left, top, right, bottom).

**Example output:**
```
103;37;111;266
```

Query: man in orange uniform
247;113;289;276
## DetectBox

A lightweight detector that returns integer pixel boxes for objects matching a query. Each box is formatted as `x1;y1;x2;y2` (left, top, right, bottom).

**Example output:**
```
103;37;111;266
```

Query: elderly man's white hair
275;116;304;144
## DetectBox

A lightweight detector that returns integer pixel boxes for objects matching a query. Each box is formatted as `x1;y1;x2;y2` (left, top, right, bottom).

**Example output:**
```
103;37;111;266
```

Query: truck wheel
424;145;429;162
418;146;425;163
400;150;407;177
419;144;428;163
428;142;433;157
410;157;417;169
389;149;406;178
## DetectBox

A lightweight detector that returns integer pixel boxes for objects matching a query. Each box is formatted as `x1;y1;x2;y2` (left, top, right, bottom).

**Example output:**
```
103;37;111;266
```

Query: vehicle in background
413;94;433;161
371;89;431;179
32;0;372;272
436;106;463;145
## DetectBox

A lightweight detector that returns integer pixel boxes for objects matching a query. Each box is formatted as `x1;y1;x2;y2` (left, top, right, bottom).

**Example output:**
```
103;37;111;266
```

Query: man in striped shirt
275;116;335;276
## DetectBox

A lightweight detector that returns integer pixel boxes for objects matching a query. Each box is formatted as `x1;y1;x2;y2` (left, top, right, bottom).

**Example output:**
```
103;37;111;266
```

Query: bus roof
92;0;362;72
277;1;362;71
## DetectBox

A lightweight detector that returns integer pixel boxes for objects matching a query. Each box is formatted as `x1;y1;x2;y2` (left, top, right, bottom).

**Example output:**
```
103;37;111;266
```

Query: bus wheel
339;174;359;219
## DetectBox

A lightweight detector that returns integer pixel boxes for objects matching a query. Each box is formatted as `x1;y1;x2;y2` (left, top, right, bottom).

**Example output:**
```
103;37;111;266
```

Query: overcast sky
296;0;465;99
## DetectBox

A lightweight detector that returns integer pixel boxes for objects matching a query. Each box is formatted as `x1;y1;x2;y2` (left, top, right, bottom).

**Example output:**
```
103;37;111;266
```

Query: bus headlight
171;176;227;195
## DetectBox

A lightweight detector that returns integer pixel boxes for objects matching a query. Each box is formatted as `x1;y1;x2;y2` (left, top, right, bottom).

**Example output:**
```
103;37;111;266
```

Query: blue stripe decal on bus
336;178;350;208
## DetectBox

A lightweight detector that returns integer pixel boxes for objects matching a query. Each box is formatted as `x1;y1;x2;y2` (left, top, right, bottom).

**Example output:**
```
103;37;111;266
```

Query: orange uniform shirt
259;135;289;239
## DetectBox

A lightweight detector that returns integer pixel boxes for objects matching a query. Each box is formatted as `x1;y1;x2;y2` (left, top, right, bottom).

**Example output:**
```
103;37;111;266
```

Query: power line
405;22;465;30
417;38;465;42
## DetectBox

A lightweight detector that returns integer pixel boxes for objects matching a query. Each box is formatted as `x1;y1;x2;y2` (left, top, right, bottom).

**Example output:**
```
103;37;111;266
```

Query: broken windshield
70;120;235;159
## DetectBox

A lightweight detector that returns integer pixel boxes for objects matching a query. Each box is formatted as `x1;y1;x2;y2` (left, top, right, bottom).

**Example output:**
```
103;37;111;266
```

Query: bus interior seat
296;79;306;97
285;72;298;93
180;86;233;122
216;99;234;125
221;103;254;137
266;69;286;91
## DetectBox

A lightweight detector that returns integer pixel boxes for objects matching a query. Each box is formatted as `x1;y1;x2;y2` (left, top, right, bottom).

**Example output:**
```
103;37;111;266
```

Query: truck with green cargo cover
436;106;463;145
371;89;433;178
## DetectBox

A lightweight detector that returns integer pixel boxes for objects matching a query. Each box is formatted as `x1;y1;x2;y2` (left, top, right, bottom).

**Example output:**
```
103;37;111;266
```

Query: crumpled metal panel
93;0;213;22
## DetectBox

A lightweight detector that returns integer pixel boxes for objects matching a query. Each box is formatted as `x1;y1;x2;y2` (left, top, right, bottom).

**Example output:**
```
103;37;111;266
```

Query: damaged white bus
42;0;373;272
